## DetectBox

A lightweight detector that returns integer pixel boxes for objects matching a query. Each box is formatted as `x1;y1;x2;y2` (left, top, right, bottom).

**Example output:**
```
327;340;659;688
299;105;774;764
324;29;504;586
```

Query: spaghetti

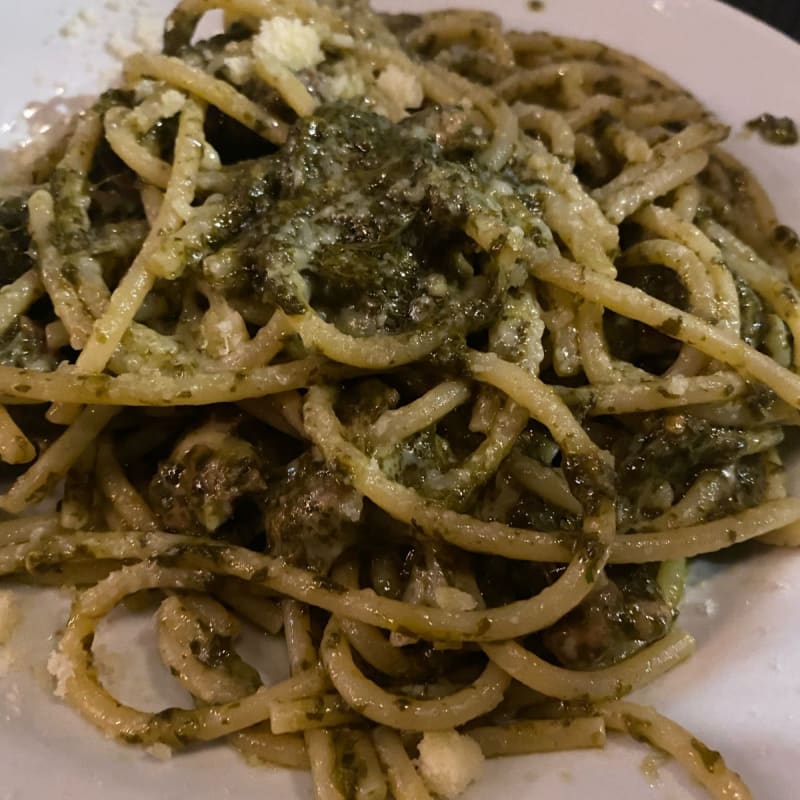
0;1;797;798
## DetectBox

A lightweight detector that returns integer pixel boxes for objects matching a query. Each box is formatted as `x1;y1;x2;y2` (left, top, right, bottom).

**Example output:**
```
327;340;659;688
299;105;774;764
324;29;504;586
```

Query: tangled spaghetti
0;1;798;798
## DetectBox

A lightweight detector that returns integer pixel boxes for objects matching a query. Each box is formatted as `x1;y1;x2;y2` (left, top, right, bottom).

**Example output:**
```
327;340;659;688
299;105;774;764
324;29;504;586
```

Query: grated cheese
132;89;186;130
146;743;174;761
416;730;485;799
325;63;367;102
3;682;21;720
376;65;423;113
252;17;324;73
434;586;478;612
106;31;138;61
46;649;74;699
223;55;254;86
60;8;98;39
134;14;162;53
665;375;689;397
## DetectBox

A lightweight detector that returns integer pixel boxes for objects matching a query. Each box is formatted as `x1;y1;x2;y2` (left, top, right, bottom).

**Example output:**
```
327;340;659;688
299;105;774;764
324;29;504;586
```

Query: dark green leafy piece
229;103;510;335
540;565;675;669
745;113;798;146
616;414;746;493
0;195;33;284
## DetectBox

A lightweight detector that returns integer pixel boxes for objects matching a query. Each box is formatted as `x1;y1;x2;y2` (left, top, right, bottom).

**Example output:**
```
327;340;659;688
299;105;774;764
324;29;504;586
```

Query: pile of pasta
1;1;799;798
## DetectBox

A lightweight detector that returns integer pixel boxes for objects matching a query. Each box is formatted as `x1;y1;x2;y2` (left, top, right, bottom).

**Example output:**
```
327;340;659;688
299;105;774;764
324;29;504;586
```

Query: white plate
1;1;800;799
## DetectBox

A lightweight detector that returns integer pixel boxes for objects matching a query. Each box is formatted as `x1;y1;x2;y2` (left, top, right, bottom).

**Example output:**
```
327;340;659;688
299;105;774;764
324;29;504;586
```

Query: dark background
723;1;799;40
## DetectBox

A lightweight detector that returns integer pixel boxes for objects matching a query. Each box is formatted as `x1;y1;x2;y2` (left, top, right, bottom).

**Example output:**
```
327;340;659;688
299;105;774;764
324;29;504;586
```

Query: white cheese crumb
107;31;138;61
489;178;515;197
61;8;98;38
325;65;366;101
4;682;21;720
326;32;356;50
664;375;689;397
703;598;719;616
506;224;526;251
434;586;478;612
146;743;174;761
134;15;162;53
132;89;186;130
223;55;254;85
252;17;324;73
375;65;423;112
159;88;189;118
46;649;74;699
424;273;449;298
417;731;485;799
0;592;20;645
133;79;158;102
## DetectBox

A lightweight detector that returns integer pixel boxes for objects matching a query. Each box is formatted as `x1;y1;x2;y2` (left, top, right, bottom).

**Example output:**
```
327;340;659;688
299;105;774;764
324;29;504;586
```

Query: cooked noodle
1;1;797;798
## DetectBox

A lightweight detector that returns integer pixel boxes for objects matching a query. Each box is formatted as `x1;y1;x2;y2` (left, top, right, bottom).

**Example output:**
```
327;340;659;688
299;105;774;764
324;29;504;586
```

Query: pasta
1;1;799;798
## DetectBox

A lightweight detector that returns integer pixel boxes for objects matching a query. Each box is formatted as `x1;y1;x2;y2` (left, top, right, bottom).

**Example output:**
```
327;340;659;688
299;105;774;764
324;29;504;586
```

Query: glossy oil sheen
0;1;798;798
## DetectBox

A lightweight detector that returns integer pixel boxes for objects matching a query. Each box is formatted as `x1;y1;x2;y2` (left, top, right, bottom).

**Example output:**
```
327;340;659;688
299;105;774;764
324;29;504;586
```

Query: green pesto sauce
690;737;723;772
206;102;541;346
745;113;798;145
0;195;34;284
774;224;800;252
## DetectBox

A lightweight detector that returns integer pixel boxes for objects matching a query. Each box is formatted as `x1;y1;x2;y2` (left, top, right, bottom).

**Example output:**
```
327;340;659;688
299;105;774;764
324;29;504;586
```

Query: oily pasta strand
0;2;797;799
